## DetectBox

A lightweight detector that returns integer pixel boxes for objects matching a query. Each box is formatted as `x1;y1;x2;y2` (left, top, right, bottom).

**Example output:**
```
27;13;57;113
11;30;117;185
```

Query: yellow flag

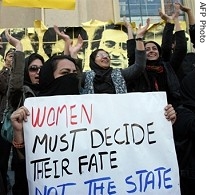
2;0;76;10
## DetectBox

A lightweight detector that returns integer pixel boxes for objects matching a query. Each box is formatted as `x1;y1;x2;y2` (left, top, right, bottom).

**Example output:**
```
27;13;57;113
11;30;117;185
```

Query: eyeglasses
96;53;110;58
28;65;42;72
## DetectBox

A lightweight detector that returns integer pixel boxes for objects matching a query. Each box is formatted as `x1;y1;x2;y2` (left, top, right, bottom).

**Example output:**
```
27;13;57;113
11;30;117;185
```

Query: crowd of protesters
0;2;194;195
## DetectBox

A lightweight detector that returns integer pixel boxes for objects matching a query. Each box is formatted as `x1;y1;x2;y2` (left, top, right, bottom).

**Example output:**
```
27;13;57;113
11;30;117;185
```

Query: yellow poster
2;0;76;10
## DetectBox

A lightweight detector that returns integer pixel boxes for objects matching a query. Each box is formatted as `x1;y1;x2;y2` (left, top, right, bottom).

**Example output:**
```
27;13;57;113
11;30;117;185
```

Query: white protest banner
23;92;181;195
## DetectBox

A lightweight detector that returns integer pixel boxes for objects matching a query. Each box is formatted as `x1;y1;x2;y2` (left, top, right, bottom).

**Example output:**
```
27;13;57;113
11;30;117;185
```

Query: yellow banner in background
34;20;48;31
2;0;76;10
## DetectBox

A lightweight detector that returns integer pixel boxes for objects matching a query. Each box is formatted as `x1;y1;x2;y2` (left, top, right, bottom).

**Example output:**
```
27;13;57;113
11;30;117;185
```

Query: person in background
125;3;187;109
10;52;45;195
172;69;195;195
6;26;82;194
0;45;3;192
0;47;15;194
0;31;24;194
81;22;146;94
4;29;44;195
172;5;195;194
174;2;195;82
159;2;195;82
176;2;194;48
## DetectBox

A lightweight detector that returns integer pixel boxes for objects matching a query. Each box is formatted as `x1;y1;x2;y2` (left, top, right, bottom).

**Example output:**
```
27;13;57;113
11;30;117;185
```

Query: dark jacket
7;51;36;195
7;51;25;110
161;22;174;62
0;51;25;121
0;67;10;122
173;70;195;194
161;22;195;82
189;24;195;48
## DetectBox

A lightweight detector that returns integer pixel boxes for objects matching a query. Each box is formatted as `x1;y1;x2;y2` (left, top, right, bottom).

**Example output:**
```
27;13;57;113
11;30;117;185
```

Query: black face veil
38;55;80;96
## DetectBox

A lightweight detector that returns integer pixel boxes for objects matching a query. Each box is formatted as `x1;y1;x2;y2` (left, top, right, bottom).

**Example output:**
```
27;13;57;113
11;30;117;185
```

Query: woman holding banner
6;28;81;194
9;54;81;195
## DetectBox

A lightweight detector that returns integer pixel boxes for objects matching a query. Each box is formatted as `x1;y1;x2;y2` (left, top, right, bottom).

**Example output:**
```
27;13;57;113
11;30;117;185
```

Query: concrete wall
0;2;42;28
0;0;120;28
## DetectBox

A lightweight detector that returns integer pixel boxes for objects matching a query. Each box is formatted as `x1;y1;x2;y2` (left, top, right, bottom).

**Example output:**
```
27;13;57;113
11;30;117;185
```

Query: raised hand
159;8;170;21
53;25;83;58
123;16;132;29
136;18;150;38
5;29;23;51
53;25;70;42
123;16;134;39
174;2;191;13
68;34;84;59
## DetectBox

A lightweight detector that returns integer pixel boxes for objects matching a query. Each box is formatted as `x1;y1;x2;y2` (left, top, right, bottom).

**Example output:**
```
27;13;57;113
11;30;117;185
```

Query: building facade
0;0;194;28
0;0;194;70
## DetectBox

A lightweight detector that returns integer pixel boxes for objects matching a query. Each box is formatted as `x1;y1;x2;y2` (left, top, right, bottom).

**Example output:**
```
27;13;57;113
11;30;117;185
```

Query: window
119;0;184;25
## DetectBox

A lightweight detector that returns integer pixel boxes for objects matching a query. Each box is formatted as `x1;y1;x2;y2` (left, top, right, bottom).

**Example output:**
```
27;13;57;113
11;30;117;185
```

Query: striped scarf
82;69;127;94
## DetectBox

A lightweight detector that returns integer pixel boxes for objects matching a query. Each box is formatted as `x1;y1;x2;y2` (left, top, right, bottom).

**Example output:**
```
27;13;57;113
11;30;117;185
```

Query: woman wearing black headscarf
11;55;81;146
126;12;187;109
38;55;81;96
11;52;45;195
8;53;44;112
81;26;146;94
4;30;45;194
23;53;45;94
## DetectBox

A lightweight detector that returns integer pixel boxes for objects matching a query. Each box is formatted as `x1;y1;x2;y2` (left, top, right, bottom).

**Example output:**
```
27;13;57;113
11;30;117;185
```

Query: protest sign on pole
24;92;181;195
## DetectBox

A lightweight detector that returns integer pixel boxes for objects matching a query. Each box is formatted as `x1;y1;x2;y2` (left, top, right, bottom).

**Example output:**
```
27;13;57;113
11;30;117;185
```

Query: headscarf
144;41;162;66
143;41;166;91
24;53;45;93
89;49;115;93
38;55;80;96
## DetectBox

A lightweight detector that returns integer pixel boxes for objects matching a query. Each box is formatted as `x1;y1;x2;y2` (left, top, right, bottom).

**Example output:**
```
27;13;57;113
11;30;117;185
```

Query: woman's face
94;51;111;69
4;51;14;68
53;59;77;79
145;42;160;61
28;59;43;84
